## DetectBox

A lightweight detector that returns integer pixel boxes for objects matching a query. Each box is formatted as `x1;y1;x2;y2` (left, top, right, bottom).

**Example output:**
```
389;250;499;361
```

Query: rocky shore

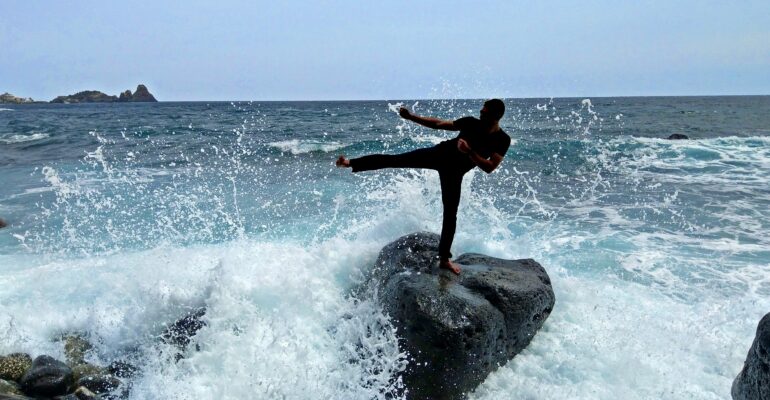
1;85;157;105
0;307;206;400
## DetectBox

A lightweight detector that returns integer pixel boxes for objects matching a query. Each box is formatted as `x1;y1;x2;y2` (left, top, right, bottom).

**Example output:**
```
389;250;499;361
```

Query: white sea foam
0;108;14;111
268;139;345;155
0;133;50;143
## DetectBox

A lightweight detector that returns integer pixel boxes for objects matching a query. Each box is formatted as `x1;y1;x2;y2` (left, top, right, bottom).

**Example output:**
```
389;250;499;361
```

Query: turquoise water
1;97;769;399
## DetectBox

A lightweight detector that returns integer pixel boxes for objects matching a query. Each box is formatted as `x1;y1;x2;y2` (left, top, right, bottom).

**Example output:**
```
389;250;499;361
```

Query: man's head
480;99;505;122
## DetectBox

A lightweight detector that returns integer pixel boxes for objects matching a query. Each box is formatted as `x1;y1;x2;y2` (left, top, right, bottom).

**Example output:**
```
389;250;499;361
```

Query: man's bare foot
439;259;461;275
336;155;350;168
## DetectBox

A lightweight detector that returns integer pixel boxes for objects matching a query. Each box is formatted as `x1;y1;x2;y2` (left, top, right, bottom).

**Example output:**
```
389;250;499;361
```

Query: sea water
1;97;769;399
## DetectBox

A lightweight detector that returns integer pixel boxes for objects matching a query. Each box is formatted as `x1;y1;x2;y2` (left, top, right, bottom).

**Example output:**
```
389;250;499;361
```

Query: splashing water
1;97;769;399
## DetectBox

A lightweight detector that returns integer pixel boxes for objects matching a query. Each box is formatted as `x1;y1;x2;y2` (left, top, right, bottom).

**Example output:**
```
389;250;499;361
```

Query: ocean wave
268;139;345;154
0;133;50;144
0;108;14;111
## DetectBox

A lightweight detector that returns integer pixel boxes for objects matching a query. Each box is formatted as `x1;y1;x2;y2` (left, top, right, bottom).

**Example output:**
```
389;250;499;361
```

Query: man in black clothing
336;99;510;274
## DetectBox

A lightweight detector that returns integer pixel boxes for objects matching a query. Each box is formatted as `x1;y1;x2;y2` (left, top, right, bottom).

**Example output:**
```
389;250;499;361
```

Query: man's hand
398;107;412;120
457;138;471;154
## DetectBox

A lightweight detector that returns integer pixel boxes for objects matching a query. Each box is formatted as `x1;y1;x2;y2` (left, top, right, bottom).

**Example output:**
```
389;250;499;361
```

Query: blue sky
1;1;769;101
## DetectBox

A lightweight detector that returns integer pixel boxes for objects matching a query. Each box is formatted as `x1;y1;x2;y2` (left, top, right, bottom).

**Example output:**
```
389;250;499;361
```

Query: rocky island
51;84;157;103
0;93;38;104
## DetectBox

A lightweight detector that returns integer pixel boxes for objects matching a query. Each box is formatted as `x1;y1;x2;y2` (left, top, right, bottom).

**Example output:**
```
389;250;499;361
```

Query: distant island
0;84;157;104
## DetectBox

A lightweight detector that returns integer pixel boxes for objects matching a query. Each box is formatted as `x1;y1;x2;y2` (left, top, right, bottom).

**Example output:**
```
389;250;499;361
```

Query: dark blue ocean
1;96;769;399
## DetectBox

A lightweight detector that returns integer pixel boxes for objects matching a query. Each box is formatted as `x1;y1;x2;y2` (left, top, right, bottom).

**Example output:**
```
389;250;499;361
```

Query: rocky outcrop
50;90;117;104
0;93;35;104
50;84;157;103
733;312;770;400
366;232;555;400
117;84;158;102
667;133;689;140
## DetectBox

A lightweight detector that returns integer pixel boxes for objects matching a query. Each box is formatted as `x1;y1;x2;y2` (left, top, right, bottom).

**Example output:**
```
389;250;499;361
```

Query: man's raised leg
337;147;440;173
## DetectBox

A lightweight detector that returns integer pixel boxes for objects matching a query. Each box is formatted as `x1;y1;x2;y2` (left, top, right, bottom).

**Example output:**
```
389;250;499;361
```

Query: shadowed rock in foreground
733;312;770;400
367;232;555;400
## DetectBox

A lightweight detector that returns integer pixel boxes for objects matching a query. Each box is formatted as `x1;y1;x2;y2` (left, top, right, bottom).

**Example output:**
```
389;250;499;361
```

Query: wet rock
71;364;105;382
667;133;689;140
368;232;555;400
733;312;770;400
72;386;98;400
0;393;34;400
107;360;137;379
161;307;207;357
62;334;93;366
0;379;23;395
76;373;121;394
0;218;7;228
0;353;32;382
19;355;73;397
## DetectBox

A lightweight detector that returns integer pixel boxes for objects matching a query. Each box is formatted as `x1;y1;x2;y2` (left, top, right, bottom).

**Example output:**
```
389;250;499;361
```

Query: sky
1;0;769;101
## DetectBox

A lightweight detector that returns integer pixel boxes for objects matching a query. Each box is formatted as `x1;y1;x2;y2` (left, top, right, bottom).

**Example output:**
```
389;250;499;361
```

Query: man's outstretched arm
399;107;459;131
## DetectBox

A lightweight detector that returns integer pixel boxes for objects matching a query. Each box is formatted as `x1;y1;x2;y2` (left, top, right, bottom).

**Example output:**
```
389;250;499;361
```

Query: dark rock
367;232;555;400
50;90;118;104
0;219;7;229
128;84;157;102
72;386;98;400
0;353;32;381
19;355;74;397
0;379;23;395
667;133;689;140
76;374;121;394
733;312;770;400
161;307;207;353
107;360;137;379
118;90;133;102
71;364;105;382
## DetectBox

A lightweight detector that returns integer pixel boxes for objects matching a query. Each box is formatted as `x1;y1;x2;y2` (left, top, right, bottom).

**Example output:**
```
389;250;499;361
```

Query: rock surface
62;334;92;366
19;355;74;397
667;133;689;140
367;232;555;400
733;312;770;400
0;219;7;229
0;379;23;395
0;353;31;382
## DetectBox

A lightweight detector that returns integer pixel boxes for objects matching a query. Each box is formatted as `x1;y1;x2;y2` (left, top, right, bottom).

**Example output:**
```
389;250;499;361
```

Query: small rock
0;378;23;395
667;133;689;140
107;360;137;379
73;386;98;400
71;364;105;382
77;373;121;394
0;353;32;382
62;334;93;366
0;218;7;228
19;355;73;397
161;307;207;352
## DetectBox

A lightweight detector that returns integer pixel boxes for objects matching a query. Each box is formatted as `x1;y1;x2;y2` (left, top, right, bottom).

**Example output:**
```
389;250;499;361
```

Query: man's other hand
457;138;471;153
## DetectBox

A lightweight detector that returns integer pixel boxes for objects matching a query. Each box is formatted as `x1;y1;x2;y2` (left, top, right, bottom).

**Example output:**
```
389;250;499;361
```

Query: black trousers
350;146;464;259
